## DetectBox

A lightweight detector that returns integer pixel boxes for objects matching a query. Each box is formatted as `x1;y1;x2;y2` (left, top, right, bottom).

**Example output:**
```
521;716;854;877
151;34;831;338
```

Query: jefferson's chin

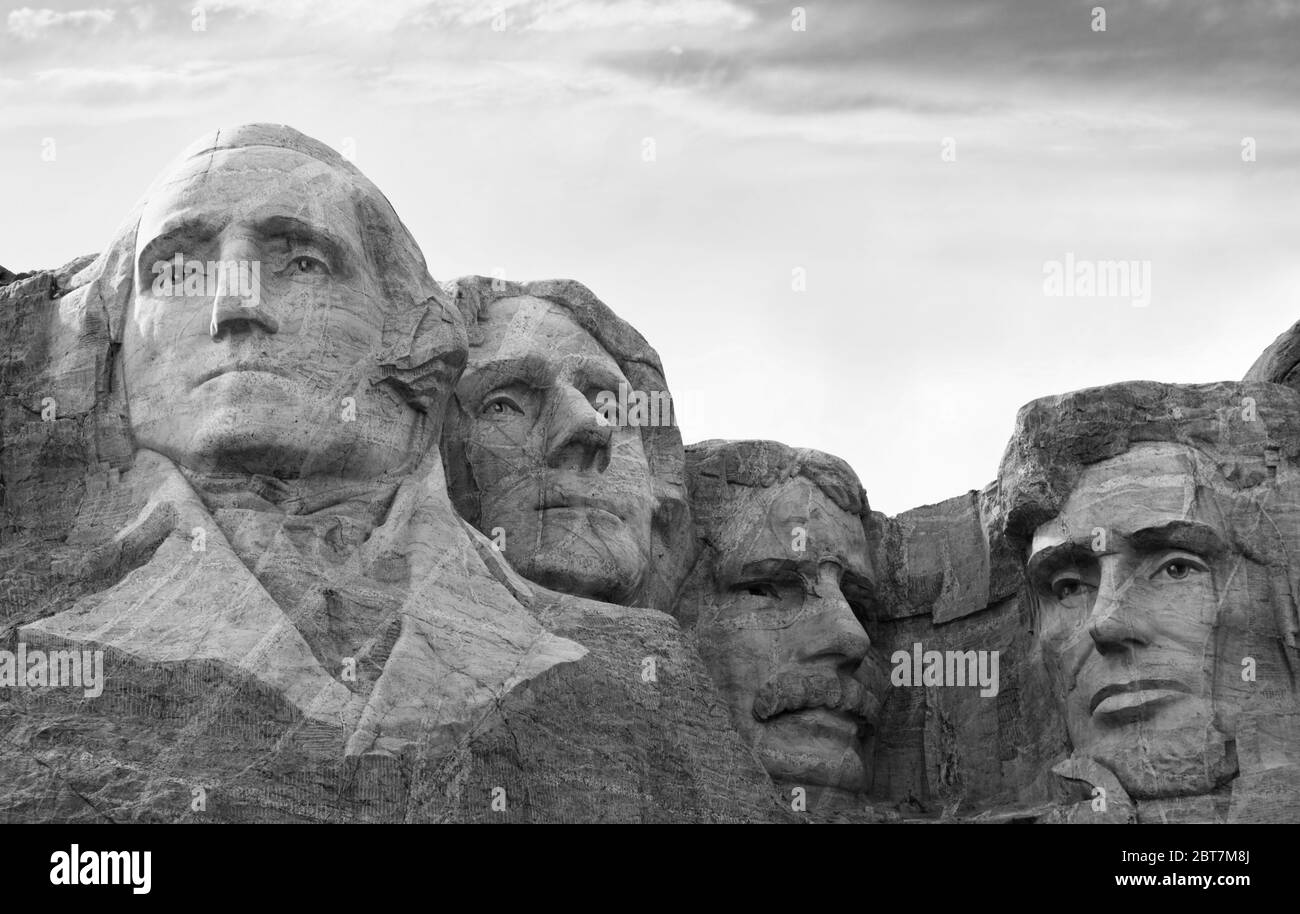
756;711;871;791
507;509;648;604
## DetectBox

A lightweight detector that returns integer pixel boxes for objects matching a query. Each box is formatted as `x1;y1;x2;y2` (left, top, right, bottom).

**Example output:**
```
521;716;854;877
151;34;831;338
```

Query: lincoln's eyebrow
1026;540;1098;582
1129;521;1227;558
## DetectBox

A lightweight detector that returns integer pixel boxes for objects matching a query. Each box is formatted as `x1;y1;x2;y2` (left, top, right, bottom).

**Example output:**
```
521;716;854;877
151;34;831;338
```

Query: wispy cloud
7;7;116;40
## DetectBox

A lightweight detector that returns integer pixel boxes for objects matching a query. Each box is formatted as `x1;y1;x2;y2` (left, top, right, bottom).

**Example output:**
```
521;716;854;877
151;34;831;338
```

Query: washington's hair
50;124;460;463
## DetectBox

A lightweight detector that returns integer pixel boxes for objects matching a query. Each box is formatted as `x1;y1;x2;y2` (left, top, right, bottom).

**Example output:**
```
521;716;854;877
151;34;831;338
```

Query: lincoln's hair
991;379;1300;656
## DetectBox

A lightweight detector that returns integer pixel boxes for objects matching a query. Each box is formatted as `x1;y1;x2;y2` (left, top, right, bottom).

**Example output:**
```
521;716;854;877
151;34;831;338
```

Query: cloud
6;7;116;41
527;0;754;31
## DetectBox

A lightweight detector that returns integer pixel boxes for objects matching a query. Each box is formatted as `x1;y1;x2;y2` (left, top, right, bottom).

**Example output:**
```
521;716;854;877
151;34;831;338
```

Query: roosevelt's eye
1153;554;1208;581
481;394;524;417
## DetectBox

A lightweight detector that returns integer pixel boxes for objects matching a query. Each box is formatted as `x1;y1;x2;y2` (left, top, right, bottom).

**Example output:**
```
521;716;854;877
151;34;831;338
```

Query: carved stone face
691;478;878;791
1028;442;1246;799
124;145;423;481
455;295;655;604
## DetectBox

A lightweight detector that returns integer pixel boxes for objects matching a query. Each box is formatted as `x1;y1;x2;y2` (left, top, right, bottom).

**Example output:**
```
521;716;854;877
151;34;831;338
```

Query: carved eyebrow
1129;521;1227;558
1026;541;1097;583
251;215;358;270
459;355;553;402
137;217;222;277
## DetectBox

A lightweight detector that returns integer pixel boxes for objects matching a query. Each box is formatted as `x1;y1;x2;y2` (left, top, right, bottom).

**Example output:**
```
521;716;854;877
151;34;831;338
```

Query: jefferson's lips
1089;679;1191;716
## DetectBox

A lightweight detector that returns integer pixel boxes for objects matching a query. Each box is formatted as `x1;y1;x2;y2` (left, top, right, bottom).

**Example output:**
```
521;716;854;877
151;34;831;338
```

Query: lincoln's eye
1051;576;1085;601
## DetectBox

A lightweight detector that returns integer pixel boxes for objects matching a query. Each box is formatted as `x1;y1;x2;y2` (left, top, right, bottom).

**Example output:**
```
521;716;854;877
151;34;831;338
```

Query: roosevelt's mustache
752;672;880;726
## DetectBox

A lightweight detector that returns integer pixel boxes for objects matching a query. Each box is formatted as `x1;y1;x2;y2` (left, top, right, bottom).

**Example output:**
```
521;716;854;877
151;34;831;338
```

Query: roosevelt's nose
544;385;613;471
791;563;871;666
208;239;278;339
1087;558;1154;656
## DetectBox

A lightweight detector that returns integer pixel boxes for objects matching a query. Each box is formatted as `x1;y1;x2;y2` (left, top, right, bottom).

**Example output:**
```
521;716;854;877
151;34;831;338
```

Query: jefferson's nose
544;385;613;471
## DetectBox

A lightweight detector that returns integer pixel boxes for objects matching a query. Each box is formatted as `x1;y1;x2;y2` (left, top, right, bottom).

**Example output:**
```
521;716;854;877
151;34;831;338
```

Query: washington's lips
1089;679;1191;716
195;361;292;386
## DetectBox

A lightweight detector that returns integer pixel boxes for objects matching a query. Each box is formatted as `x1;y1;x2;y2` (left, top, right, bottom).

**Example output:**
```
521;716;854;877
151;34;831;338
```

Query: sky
2;0;1298;514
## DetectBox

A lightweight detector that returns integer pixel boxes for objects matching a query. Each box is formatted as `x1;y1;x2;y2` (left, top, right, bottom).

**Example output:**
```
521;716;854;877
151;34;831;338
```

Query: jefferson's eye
481;394;523;417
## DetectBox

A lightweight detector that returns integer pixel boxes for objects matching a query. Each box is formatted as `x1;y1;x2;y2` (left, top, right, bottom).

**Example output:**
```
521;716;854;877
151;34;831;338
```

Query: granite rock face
5;124;1300;823
676;440;883;814
0;125;786;823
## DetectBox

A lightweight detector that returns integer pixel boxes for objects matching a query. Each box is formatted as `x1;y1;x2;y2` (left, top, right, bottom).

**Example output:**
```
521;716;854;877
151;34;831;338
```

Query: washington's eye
741;582;780;600
481;394;523;417
289;255;329;275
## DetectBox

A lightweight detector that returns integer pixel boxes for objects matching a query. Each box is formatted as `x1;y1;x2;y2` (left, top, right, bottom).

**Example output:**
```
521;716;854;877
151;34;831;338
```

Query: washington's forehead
1030;443;1202;554
139;147;357;235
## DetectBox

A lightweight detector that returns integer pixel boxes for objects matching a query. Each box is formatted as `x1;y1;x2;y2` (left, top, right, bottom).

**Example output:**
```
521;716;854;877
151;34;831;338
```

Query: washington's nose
544;385;613;471
1087;560;1153;656
208;242;277;339
210;294;278;339
793;564;871;666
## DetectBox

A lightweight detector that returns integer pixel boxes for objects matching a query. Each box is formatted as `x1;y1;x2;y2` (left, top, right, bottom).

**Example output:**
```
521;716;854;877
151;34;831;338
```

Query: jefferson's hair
440;275;692;612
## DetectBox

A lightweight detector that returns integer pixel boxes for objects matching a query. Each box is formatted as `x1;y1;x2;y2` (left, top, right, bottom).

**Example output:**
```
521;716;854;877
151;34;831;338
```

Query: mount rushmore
2;124;1298;823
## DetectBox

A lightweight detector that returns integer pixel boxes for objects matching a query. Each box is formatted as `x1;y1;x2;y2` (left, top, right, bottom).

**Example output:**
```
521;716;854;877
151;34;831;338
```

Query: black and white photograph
0;0;1293;885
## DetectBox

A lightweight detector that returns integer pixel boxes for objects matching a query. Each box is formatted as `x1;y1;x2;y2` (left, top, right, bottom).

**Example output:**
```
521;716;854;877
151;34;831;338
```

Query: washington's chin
134;412;407;480
755;710;871;792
